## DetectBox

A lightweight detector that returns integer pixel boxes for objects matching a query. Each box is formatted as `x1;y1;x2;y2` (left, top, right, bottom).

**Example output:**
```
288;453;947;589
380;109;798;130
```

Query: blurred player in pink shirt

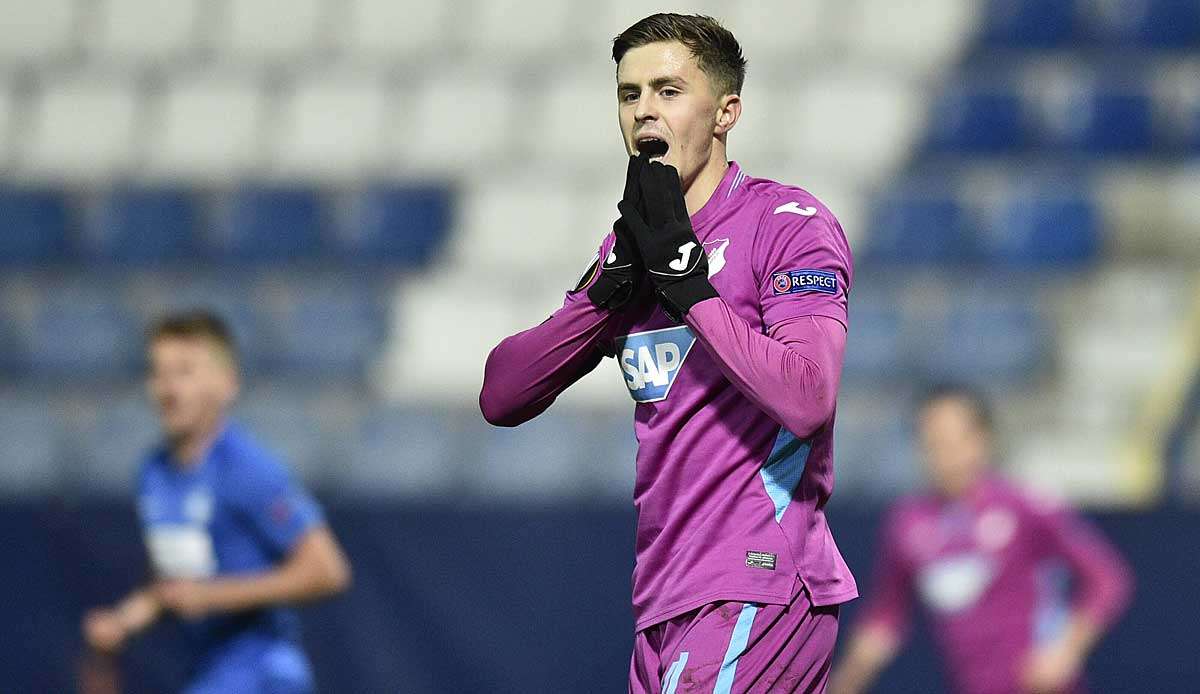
831;385;1133;694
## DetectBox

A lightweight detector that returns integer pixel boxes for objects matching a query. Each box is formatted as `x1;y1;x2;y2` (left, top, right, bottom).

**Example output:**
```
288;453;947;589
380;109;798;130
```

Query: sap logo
771;269;838;296
614;326;697;403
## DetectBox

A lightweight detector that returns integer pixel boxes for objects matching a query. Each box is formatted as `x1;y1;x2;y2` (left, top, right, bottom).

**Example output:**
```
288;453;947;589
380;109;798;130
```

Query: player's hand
1020;640;1082;693
82;608;129;653
618;154;719;322
585;155;646;310
152;579;214;620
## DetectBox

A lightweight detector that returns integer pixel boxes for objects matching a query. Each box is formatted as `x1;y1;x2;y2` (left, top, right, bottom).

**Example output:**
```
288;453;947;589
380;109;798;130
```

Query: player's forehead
615;40;705;87
149;335;228;365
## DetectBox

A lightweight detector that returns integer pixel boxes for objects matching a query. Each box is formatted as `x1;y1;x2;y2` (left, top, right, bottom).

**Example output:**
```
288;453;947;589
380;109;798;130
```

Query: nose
634;93;657;123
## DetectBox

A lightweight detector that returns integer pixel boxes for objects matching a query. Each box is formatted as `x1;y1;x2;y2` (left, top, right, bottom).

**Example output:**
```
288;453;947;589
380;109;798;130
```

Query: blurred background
0;0;1198;691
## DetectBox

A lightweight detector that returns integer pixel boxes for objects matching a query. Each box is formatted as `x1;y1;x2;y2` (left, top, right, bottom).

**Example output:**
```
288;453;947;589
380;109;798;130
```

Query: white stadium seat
273;74;388;179
220;0;324;64
782;69;926;183
23;75;140;181
531;66;629;174
724;0;837;62
459;0;572;62
0;0;78;65
339;0;450;63
146;73;266;180
450;175;601;275
392;68;517;176
843;0;981;74
89;0;201;64
0;81;13;170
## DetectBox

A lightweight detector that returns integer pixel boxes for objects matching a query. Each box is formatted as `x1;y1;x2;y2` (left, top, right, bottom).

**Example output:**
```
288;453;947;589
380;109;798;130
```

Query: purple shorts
629;587;840;694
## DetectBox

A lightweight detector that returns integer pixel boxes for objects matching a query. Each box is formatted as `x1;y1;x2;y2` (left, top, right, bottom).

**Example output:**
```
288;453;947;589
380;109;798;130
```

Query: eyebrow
616;76;688;92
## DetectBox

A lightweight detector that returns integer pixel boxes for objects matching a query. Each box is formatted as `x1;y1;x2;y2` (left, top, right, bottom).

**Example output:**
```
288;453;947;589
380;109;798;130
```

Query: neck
170;416;224;468
682;146;730;217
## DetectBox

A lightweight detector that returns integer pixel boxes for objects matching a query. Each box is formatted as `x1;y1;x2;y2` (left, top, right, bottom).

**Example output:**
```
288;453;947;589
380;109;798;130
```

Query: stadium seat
274;74;388;179
844;0;981;73
917;300;1048;384
861;186;975;264
27;290;139;376
337;184;453;267
0;188;71;265
73;392;158;495
339;0;449;63
979;0;1077;48
783;70;924;183
724;0;835;62
146;73;266;180
1079;0;1200;48
926;82;1026;154
0;80;14;168
0;399;63;495
209;186;325;262
451;176;594;273
219;0;323;65
234;392;328;485
840;293;907;383
82;186;200;264
472;409;591;499
24;75;140;180
982;185;1101;267
89;0;200;63
0;0;78;66
459;0;571;63
342;407;458;497
129;276;271;370
1036;81;1155;154
398;69;517;175
0;311;26;374
534;67;629;172
272;284;384;374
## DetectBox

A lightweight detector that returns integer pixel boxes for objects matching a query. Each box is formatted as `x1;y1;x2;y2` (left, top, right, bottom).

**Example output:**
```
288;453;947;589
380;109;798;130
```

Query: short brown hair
613;13;747;96
147;309;238;365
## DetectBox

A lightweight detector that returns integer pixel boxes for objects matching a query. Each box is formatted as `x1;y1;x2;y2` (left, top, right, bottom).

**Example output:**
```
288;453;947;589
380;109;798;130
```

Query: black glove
585;155;646;310
618;155;719;322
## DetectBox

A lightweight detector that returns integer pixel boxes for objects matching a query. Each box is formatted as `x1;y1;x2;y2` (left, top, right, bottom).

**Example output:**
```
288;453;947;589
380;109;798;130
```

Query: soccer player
82;311;351;694
481;14;856;692
829;385;1133;694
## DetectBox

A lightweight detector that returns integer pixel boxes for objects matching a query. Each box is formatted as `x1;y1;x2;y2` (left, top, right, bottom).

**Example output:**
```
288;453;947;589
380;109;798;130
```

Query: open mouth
636;137;669;159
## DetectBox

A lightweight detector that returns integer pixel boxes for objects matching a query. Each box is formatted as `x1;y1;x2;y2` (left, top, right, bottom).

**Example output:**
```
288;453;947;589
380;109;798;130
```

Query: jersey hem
633;585;795;633
806;586;859;608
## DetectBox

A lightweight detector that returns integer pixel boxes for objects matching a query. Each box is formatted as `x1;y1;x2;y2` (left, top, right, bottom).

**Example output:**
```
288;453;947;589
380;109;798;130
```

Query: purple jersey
859;475;1133;694
579;162;858;630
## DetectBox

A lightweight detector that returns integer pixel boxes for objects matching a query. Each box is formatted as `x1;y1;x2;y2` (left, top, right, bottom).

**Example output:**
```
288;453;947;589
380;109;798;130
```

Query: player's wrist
656;274;719;322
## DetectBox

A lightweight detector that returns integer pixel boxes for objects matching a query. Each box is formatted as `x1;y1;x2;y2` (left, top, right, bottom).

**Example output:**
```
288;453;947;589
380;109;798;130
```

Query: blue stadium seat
338;184;453;267
1081;0;1200;48
862;188;976;265
210;186;324;262
926;83;1026;154
841;296;906;382
980;0;1077;48
344;407;457;496
1182;96;1200;152
0;311;26;374
272;285;384;374
0;188;71;265
983;187;1100;267
917;302;1047;384
1042;85;1154;154
84;186;199;263
0;399;63;494
28;293;139;376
